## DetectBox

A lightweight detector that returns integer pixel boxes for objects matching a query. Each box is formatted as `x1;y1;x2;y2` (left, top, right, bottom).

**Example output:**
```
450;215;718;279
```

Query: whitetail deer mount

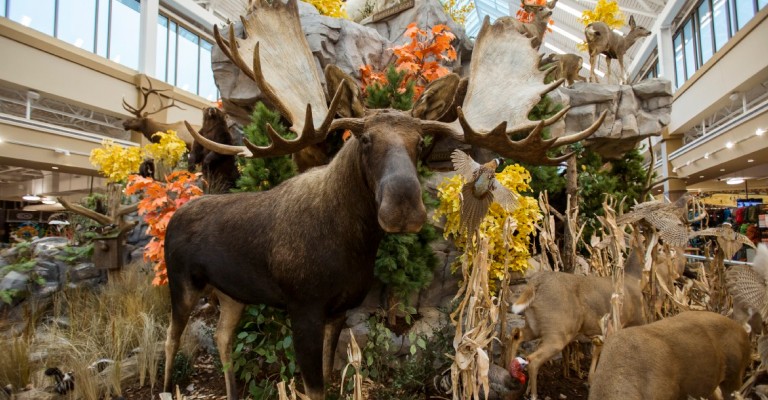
121;75;198;148
585;16;651;84
543;53;586;87
500;0;558;50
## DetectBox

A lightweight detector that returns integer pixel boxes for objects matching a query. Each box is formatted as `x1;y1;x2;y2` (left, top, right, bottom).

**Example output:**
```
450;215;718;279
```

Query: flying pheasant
690;225;755;260
616;194;695;247
726;244;768;325
451;149;519;235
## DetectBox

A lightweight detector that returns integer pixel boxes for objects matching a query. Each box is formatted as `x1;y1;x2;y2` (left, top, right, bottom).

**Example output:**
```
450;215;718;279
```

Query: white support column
139;0;160;76
657;26;676;84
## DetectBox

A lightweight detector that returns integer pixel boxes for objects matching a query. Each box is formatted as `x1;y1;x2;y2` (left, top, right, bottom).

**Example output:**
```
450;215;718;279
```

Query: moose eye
360;134;371;146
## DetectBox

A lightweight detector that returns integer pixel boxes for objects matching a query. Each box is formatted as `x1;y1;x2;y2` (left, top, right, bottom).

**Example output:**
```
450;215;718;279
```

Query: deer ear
546;0;557;9
628;15;636;28
412;73;461;121
324;64;365;118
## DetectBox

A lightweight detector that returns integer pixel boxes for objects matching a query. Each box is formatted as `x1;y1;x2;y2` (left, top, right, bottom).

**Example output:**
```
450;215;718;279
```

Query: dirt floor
120;353;589;400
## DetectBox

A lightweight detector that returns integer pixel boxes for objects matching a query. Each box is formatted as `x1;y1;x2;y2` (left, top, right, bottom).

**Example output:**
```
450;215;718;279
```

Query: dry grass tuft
0;337;32;390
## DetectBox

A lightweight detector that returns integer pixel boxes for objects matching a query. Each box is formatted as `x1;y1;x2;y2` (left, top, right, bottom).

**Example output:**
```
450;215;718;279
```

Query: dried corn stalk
449;235;506;400
595;196;628;334
537;191;563;271
277;379;311;400
340;330;364;400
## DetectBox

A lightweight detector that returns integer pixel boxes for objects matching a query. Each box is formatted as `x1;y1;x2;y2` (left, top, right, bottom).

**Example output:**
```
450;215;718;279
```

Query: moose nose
376;176;427;234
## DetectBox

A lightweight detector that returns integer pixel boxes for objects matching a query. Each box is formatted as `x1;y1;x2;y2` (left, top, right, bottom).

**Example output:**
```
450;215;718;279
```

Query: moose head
171;1;607;399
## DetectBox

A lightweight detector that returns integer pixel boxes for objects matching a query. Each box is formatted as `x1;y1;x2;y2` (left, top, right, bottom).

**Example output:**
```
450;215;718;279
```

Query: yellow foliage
89;141;143;183
143;130;188;168
434;164;541;292
307;0;348;18
578;0;625;51
441;0;475;26
579;0;625;28
90;130;188;183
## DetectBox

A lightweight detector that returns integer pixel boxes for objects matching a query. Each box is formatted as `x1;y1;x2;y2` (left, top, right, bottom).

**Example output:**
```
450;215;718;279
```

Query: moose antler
200;0;360;159
121;75;184;117
420;16;607;166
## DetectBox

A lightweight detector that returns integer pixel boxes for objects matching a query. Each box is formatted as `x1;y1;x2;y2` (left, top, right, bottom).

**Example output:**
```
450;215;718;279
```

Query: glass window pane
697;1;714;65
683;20;696;79
712;0;730;51
154;15;169;81
177;26;199;94
735;0;755;29
9;0;55;35
57;0;97;52
760;0;767;10
96;0;109;57
109;0;140;69
1;0;6;18
729;0;738;35
199;40;217;101
168;21;177;85
674;33;685;88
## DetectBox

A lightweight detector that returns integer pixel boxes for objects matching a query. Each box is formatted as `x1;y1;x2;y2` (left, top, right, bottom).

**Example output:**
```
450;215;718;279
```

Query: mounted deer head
502;0;558;50
585;16;651;84
121;76;193;146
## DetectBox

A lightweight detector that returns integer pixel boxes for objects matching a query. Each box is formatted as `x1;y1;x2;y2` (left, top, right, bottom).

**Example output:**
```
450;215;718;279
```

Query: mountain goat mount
163;1;607;399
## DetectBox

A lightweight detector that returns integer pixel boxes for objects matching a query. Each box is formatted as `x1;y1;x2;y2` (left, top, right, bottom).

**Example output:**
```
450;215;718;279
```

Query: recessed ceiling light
726;141;734;149
699;175;704;178
41;197;57;205
51;166;59;170
720;168;726;171
748;159;754;163
726;178;745;185
22;194;41;201
757;128;765;136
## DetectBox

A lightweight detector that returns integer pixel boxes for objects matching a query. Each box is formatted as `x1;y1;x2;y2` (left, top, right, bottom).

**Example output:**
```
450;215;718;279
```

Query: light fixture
748;159;754;163
726;178;745;185
54;148;71;156
41;197;57;205
686;160;691;166
672;167;677;173
703;152;709;159
22;194;41;201
725;141;734;149
720;168;726;171
757;128;765;136
729;92;740;102
51;166;59;170
699;175;704;178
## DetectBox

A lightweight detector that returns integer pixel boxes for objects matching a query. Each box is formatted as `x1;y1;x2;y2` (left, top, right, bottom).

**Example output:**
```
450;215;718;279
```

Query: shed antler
421;17;606;165
121;75;184;117
192;0;358;159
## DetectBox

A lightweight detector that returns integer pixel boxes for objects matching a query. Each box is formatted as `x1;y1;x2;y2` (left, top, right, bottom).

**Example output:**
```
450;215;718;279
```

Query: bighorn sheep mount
163;2;607;399
121;76;197;148
585;16;651;84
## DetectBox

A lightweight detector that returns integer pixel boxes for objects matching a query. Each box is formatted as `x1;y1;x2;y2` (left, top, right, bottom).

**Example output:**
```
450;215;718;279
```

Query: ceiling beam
634;0;654;12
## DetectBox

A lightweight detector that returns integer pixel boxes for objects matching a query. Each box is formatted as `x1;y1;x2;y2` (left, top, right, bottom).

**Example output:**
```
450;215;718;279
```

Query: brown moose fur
163;109;429;400
188;107;239;193
511;248;647;400
589;311;751;400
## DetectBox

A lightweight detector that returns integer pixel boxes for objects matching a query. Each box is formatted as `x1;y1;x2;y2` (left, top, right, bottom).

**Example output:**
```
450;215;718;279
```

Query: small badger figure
44;367;74;394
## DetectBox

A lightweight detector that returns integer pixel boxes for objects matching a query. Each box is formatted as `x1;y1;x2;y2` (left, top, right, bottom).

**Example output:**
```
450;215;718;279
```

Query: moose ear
628;15;636;28
324;64;365;118
412;73;461;121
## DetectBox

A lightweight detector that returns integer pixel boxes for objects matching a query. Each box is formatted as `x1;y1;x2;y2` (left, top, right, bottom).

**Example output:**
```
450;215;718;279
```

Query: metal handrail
684;253;753;266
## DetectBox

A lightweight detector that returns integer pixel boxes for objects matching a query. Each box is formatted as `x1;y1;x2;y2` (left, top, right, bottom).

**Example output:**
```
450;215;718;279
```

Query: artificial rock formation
553;78;673;160
212;0;470;126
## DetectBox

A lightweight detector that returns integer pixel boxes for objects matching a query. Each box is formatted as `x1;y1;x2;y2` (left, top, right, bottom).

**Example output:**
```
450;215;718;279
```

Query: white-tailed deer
509;248;647;400
501;0;558;50
585;16;650;84
589;311;751;400
543;53;586;86
169;4;607;399
121;76;197;148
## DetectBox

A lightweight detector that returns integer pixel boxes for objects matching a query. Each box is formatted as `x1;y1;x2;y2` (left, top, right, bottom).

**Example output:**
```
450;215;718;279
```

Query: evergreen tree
365;66;415;111
234;102;297;192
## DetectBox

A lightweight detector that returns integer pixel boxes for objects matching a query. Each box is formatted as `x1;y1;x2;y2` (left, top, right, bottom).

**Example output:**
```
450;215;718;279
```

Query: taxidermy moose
163;1;607;399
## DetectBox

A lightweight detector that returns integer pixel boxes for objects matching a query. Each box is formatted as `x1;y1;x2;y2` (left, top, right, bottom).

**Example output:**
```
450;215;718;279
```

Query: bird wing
644;210;689;247
726;264;768;321
491;183;519;211
451;149;481;181
461;182;493;235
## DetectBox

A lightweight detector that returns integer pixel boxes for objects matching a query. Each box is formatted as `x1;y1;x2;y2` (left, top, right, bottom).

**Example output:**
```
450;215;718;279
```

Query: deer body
500;1;557;50
589;311;750;400
585;16;650;84
512;271;646;400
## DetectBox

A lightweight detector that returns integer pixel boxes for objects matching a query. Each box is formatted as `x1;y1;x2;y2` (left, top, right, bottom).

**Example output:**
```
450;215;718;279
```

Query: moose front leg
289;306;327;400
323;313;346;383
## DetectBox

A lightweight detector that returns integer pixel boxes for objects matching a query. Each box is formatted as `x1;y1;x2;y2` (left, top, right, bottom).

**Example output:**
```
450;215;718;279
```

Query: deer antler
420;16;606;166
121;75;184;117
